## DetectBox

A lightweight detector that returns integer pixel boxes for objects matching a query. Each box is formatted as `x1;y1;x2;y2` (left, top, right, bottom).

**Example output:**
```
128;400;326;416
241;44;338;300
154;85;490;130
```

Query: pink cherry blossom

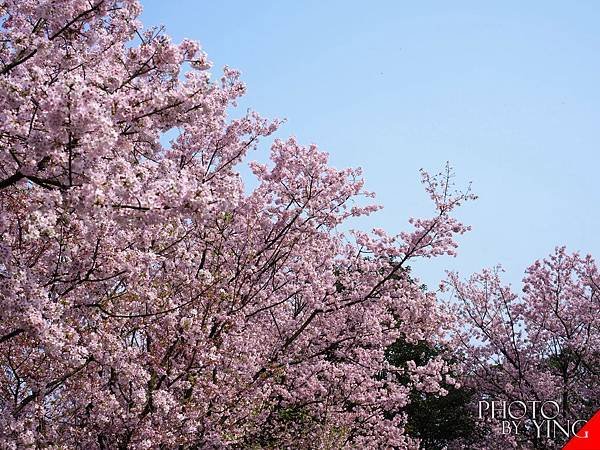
0;1;473;448
447;247;600;449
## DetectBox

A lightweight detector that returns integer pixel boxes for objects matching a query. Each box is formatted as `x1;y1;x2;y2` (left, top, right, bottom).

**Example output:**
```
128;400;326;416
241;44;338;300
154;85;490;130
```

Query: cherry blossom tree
447;248;600;449
0;1;474;448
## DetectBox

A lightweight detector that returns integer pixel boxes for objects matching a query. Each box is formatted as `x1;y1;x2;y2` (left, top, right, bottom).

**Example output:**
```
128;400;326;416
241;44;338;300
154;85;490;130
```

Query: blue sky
141;1;600;289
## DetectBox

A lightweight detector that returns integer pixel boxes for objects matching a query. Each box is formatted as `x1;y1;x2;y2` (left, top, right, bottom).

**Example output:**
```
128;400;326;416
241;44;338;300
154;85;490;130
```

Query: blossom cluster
0;1;473;448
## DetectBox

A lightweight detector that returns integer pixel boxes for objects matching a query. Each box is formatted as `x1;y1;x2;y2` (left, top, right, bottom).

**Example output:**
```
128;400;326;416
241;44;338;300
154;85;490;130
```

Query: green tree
384;337;476;449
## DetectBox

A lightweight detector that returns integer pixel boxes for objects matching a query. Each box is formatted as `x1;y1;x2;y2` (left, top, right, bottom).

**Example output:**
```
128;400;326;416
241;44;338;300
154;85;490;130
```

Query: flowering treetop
0;1;474;448
447;248;600;449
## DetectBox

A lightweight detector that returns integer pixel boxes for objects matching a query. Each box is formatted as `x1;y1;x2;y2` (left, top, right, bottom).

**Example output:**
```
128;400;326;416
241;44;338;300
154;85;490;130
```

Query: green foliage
385;337;476;450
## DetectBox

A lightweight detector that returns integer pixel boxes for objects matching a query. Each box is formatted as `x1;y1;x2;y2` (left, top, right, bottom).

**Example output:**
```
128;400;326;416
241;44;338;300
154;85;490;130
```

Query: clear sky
140;1;600;289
